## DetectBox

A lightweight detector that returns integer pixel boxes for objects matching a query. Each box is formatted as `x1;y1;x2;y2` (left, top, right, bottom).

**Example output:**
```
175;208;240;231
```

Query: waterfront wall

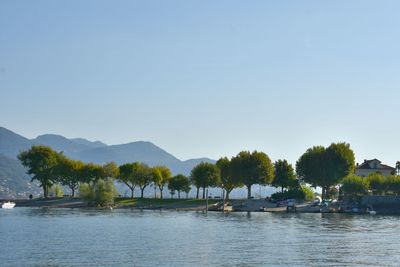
361;196;400;213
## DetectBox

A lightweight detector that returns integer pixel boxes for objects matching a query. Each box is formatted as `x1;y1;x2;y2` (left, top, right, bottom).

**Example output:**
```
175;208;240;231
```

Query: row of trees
341;173;400;196
195;143;355;200
19;142;357;202
118;162;192;199
17;145;192;201
17;146;277;200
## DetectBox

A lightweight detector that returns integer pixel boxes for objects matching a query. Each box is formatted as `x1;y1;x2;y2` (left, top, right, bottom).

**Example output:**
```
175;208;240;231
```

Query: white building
355;159;395;177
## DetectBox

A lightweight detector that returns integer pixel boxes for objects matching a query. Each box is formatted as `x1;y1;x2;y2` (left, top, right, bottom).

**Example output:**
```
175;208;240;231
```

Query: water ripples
1;208;400;266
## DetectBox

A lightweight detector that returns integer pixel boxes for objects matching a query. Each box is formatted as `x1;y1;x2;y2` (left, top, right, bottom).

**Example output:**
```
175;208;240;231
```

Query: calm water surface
1;208;399;267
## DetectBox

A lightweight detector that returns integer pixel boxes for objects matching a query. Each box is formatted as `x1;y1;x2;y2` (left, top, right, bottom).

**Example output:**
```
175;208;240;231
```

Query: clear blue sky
1;0;400;166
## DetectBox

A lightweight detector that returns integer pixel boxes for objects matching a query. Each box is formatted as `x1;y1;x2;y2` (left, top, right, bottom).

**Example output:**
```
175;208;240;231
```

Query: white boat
1;201;16;209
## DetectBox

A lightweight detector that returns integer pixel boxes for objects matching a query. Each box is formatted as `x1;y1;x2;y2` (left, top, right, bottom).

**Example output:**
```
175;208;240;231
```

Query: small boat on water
2;201;16;209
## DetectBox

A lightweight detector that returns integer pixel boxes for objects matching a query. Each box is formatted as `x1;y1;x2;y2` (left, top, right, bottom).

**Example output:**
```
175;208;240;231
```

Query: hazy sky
1;1;400;165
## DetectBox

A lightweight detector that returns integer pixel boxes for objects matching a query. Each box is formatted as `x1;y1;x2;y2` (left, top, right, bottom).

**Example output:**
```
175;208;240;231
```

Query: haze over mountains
0;126;215;198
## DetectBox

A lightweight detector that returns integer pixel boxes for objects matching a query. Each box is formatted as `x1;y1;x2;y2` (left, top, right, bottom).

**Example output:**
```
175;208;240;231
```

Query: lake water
1;208;399;267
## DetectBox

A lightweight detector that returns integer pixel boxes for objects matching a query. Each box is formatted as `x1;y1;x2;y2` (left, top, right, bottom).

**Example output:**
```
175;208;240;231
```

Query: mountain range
0;126;215;198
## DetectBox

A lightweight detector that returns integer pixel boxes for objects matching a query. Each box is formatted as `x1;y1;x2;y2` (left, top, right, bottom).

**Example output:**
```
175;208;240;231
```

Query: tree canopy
151;166;172;199
272;159;298;192
168;174;190;199
133;162;152;198
18;145;62;198
296;143;355;199
216;157;242;200
190;162;220;199
231;151;274;199
55;157;84;197
118;163;137;198
102;162;119;180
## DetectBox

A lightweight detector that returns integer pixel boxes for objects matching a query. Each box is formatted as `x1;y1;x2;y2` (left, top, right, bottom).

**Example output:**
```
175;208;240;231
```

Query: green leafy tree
272;159;298;193
80;163;104;185
133;162;152;199
168;174;190;199
296;143;355;199
341;175;369;196
231;151;274;199
216;157;242;200
296;146;325;189
118;163;137;198
190;162;220;199
18;145;62;198
102;162;119;180
367;172;386;195
55;157;84;197
151;166;172;199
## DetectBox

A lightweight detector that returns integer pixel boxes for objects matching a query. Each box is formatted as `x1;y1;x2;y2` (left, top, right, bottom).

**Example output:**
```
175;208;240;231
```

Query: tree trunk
247;185;252;199
43;184;48;198
196;187;199;199
71;187;75;198
322;187;327;200
202;187;206;199
154;186;157;198
226;190;231;200
178;191;181;199
131;188;134;198
140;187;144;199
282;187;284;193
160;188;163;199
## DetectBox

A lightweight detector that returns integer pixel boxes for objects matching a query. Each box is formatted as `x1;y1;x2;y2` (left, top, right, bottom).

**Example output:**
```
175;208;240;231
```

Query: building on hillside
355;159;395;177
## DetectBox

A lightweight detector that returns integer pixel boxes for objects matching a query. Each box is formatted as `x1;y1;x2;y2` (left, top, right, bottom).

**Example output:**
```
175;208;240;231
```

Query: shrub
79;183;95;205
301;185;315;201
385;175;400;195
341;175;369;196
50;184;64;197
271;186;314;201
79;179;118;207
367;173;386;195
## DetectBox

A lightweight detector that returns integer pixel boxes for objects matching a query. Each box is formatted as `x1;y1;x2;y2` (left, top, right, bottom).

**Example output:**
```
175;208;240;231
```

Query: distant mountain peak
70;138;107;148
35;134;69;140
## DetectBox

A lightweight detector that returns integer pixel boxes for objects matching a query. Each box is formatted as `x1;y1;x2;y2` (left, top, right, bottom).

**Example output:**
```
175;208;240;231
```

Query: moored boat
2;201;16;209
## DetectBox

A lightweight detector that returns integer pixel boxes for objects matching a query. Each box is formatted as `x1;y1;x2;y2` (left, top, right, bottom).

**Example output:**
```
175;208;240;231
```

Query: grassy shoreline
7;197;221;211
